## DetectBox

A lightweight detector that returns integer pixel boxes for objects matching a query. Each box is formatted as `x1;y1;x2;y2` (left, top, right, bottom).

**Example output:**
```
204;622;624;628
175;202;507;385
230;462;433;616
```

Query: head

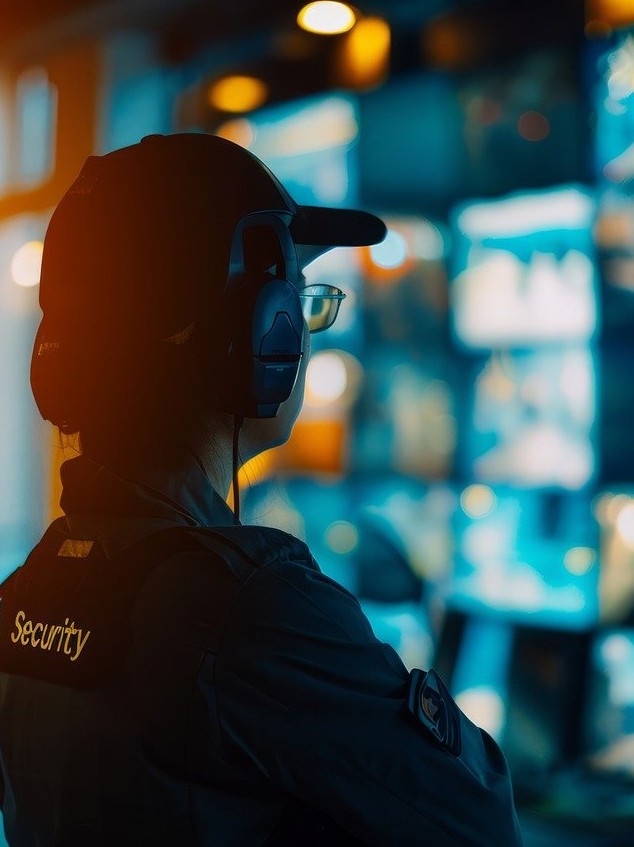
31;133;386;473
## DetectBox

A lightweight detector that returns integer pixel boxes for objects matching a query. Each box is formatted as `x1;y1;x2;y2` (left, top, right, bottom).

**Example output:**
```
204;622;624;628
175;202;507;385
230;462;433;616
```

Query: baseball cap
31;133;386;427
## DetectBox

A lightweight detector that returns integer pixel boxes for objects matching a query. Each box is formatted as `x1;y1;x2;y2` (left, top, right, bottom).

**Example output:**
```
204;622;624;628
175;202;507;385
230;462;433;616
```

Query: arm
214;555;522;847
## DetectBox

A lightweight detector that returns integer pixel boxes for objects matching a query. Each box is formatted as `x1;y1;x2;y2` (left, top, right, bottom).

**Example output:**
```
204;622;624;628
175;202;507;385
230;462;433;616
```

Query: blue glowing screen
450;185;598;350
449;488;599;629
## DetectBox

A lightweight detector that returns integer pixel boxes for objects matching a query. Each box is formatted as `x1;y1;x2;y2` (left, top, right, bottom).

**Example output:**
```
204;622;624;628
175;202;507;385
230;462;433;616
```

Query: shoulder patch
407;668;462;757
58;538;94;558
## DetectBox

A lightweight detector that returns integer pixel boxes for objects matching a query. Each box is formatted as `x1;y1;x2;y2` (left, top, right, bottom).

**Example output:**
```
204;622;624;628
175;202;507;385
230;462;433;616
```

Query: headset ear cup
250;277;304;415
222;212;305;419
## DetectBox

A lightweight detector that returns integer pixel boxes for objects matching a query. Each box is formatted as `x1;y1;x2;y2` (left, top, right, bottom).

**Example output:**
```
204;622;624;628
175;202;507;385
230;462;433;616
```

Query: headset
222;210;305;420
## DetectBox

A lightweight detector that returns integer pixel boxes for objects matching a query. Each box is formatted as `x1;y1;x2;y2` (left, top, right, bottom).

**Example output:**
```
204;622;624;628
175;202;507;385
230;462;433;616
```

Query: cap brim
291;205;387;268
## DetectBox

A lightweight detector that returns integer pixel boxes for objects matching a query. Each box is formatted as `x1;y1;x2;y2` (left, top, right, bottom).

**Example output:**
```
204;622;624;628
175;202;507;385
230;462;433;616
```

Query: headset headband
226;210;297;294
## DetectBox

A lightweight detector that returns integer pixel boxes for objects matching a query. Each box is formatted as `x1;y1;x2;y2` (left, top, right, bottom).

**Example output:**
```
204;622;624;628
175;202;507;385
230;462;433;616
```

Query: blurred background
1;0;634;843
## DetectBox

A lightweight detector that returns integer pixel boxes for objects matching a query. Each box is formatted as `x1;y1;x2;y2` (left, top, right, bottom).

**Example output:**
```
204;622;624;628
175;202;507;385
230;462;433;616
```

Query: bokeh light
605;493;632;524
305;350;348;406
10;240;43;287
563;547;597;576
616;501;634;547
338;16;390;90
455;686;506;739
369;229;408;269
601;632;634;664
517;111;550;142
460;484;497;519
208;75;268;113
413;219;446;261
297;2;356;35
325;520;360;554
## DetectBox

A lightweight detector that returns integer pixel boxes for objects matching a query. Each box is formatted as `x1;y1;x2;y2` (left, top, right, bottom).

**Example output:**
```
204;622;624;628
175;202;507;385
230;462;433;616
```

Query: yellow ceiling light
297;2;356;35
208;75;268;113
338;16;390;89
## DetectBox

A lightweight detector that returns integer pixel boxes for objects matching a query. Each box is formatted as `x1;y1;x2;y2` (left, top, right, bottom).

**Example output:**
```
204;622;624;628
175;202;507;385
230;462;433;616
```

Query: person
0;133;522;846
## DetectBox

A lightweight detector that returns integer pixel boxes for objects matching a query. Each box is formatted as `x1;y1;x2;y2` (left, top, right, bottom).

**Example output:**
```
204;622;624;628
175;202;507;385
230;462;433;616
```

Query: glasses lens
298;284;346;333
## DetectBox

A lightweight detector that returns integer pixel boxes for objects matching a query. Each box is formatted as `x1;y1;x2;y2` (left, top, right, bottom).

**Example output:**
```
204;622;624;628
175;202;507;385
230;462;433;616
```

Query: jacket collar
59;453;236;557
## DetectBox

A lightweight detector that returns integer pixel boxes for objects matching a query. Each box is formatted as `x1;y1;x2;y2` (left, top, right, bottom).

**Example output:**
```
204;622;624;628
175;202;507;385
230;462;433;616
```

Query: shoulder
158;523;322;589
194;524;318;573
138;524;376;663
130;522;318;582
133;523;331;617
133;523;368;659
128;525;328;657
203;527;373;646
131;522;366;643
181;524;363;629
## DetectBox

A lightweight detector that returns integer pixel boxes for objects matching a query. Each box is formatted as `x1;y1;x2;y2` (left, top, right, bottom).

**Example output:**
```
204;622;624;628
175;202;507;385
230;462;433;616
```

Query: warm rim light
297;2;356;35
10;240;43;287
208;75;268;113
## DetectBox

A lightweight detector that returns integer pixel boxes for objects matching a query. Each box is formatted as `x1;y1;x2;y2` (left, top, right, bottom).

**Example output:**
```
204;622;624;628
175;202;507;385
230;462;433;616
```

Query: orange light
215;117;256;148
208;75;268;113
237;448;276;487
297;2;356;35
337;16;390;90
227;449;277;510
276;418;347;474
588;0;634;28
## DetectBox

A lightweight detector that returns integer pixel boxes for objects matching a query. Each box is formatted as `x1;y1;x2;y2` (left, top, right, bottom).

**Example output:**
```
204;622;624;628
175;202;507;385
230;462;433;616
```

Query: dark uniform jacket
0;456;522;846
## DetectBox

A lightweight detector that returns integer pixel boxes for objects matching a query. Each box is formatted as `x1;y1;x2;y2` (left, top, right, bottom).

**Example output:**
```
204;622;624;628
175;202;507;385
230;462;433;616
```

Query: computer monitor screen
447;487;599;629
455;347;597;489
450;186;598;350
593;30;634;185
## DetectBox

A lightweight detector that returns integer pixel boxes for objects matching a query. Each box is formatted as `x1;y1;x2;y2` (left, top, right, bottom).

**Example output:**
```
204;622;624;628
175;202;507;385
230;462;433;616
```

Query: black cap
37;132;385;335
31;133;386;427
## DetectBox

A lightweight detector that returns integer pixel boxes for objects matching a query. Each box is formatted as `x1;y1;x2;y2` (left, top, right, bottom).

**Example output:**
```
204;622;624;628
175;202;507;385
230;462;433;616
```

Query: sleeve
214;557;523;847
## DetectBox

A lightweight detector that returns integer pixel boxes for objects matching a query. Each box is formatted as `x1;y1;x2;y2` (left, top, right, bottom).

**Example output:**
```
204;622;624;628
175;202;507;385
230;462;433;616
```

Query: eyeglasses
298;284;346;333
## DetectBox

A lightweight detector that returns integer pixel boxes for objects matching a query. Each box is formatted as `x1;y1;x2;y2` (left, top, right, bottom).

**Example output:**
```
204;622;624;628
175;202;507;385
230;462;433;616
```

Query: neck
188;445;233;502
188;412;241;503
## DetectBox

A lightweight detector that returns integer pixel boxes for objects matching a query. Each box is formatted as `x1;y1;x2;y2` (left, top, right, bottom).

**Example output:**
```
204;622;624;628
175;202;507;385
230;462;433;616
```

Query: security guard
0;134;522;845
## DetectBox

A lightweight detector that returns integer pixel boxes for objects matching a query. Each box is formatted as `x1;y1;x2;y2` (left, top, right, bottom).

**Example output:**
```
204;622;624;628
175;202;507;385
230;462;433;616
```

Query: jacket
0;455;522;845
